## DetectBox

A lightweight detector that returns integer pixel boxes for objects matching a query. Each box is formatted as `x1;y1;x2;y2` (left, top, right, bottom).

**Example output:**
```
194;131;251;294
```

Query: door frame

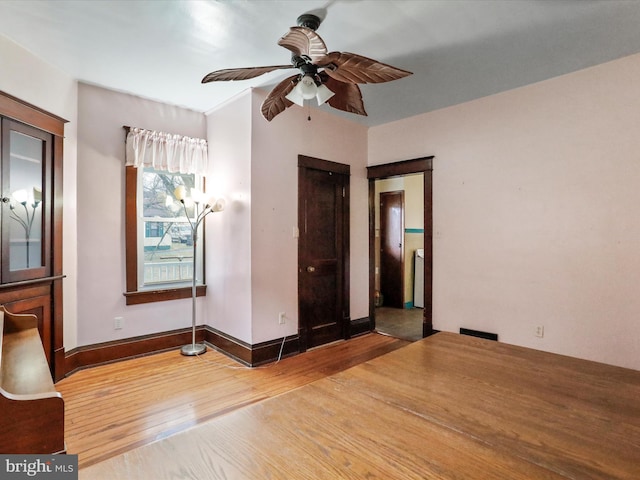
298;155;350;351
367;156;434;337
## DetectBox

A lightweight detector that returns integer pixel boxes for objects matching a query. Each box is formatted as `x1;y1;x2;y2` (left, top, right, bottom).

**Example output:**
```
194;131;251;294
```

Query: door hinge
342;186;345;197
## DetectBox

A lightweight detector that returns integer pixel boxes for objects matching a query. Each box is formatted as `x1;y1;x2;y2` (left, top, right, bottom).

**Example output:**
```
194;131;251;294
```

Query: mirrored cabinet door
1;118;52;282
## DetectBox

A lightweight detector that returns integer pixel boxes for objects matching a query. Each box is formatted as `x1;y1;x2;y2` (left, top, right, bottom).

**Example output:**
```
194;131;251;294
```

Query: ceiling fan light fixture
299;75;318;99
286;76;334;107
316;83;335;105
285;82;305;106
286;74;323;106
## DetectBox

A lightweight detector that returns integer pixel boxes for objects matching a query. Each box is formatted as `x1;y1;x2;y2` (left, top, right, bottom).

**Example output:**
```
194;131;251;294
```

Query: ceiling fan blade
322;75;367;116
261;74;298;121
202;65;294;83
318;52;412;84
277;26;327;62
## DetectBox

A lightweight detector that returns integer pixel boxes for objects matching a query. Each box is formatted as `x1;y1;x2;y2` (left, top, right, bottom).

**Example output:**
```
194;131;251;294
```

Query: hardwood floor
82;333;640;480
56;333;408;469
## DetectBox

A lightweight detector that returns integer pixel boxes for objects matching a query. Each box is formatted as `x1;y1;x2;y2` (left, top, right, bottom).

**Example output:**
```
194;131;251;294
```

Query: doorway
367;157;433;339
298;155;350;351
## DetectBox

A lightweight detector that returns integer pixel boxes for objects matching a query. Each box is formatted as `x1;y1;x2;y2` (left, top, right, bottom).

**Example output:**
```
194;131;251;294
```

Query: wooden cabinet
0;91;66;381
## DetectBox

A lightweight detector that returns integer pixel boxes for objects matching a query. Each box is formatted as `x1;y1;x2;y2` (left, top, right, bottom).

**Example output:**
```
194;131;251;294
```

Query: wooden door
298;156;349;351
379;191;404;308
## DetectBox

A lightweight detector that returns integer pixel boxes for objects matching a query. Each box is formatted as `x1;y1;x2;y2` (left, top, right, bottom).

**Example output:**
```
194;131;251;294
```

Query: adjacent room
0;1;639;478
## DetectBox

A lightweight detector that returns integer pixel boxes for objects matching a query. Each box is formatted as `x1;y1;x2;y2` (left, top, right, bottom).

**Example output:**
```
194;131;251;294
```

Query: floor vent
459;328;498;341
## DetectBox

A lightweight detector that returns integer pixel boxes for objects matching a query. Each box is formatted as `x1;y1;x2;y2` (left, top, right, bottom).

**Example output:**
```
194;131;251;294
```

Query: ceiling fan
201;12;412;121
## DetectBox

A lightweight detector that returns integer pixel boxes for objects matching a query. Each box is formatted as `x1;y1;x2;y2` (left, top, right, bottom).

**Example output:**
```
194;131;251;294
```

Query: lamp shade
286;82;305;106
316;84;335;105
211;198;226;212
174;185;187;201
298;75;318;99
190;188;204;204
12;189;29;204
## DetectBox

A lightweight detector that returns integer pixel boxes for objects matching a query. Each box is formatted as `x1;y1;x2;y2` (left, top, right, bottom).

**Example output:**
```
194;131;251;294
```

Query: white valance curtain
125;127;208;175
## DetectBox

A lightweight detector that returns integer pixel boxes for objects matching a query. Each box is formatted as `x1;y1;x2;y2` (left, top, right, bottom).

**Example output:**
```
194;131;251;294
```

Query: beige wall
206;89;368;344
251;90;370;344
204;91;253;343
370;53;640;370
76;83;207;346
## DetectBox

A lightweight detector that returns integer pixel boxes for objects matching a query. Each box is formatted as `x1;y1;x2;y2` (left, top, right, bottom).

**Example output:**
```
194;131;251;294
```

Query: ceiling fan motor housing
298;61;318;76
296;14;322;31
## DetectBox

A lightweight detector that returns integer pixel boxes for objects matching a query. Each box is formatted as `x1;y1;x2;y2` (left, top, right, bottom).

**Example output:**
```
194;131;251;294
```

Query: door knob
306;266;316;272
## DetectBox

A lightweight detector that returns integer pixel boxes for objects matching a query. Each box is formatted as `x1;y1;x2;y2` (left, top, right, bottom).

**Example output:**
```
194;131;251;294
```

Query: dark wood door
298;156;349;350
380;191;404;308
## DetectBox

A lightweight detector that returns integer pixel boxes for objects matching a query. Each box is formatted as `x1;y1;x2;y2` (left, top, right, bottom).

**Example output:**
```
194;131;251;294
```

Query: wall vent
459;328;498;341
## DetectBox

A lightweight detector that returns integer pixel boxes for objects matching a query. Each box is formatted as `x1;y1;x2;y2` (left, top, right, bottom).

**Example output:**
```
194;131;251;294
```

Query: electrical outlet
114;317;124;330
278;312;286;325
535;325;544;338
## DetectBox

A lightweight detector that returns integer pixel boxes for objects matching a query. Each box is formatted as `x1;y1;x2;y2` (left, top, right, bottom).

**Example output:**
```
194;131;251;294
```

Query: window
123;127;209;305
125;165;207;304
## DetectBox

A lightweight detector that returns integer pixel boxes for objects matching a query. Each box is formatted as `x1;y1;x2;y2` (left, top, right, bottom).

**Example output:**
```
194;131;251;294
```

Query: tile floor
374;306;424;342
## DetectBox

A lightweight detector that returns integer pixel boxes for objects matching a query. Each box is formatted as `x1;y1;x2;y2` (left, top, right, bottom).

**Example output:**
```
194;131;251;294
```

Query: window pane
138;168;203;289
142;221;194;285
142;169;195;219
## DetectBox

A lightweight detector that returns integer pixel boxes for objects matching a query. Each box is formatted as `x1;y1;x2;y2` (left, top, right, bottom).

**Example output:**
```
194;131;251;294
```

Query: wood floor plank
328;334;640;479
81;332;640;480
56;333;408;468
140;378;566;480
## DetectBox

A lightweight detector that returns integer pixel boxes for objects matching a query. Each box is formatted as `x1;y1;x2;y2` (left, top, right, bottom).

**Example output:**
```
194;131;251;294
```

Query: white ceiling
2;0;640;126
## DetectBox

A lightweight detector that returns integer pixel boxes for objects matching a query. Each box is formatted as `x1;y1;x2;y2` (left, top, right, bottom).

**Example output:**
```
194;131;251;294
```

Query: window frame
124;165;206;305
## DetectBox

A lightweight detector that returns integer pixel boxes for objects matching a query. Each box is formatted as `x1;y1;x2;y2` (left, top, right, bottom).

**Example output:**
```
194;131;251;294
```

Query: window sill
123;285;207;305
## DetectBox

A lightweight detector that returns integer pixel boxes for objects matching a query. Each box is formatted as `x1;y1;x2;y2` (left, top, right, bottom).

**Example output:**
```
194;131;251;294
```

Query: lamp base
180;343;207;356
